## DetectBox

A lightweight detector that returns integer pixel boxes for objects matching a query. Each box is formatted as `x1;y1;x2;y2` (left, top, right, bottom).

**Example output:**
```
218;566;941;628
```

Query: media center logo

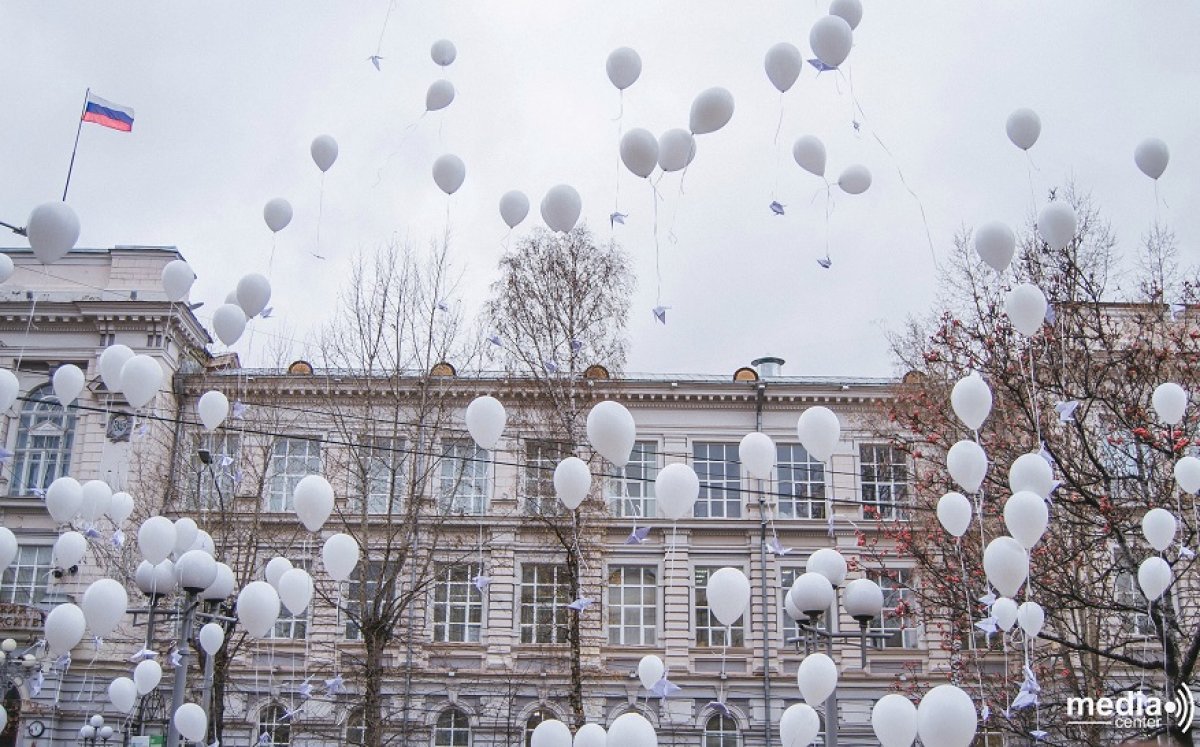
1066;684;1195;732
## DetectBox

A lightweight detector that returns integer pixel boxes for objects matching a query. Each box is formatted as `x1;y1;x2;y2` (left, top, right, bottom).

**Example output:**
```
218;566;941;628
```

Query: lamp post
80;715;112;746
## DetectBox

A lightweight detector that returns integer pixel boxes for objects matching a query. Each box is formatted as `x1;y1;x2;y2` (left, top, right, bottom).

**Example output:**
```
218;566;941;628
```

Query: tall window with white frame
345;561;392;640
345;709;365;747
352;437;404;515
432;563;484;643
607;441;658;519
776;443;826;519
868;569;919;648
607;565;657;646
520;564;571;644
267;437;321;512
779;567;803;644
703;713;740;747
269;560;309;640
10;384;75;496
257;704;291;747
434;708;471;747
524;440;571;516
694;566;745;647
694;442;742;519
193;431;240;510
1114;555;1155;637
860;443;908;519
439;441;489;515
0;545;52;605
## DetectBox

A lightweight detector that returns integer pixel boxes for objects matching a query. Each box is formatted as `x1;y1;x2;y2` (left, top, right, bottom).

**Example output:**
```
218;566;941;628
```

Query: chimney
751;356;785;378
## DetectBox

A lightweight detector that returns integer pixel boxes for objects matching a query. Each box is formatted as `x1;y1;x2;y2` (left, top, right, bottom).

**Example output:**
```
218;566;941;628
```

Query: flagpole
62;87;89;202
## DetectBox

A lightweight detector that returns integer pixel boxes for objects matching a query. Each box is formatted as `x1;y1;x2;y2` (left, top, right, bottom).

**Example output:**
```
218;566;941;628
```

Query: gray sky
2;2;1197;378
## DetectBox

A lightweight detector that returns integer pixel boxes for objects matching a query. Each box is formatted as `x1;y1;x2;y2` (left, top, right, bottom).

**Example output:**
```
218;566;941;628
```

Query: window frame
606;564;658;646
10;384;76;496
256;704;291;747
433;708;472;747
438;441;490;516
607;441;659;519
523;440;572;516
702;713;741;747
431;563;485;644
693;442;743;519
868;568;919;648
694;565;746;648
266;437;322;513
776;443;826;519
859;443;908;520
519;564;571;644
0;544;53;606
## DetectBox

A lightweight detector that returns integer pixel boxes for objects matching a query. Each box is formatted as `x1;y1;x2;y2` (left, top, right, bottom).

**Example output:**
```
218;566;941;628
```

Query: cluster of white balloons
45;476;135;527
46;345;164;410
530;713;654;747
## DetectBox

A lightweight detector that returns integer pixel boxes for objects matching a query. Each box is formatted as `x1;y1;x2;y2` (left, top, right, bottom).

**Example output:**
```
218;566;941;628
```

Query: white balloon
1037;201;1077;250
431;39;457;66
310;134;338;172
426;79;455;111
797;652;838;705
916;684;977;747
1139;557;1172;600
0;253;12;284
992;597;1018;631
1142;508;1177;552
947;440;987;493
531;720;572;747
322;533;360;582
82;578;128;637
263;198;292;233
540;184;583;233
1134;138;1169;180
809;14;853;68
99;344;134;392
161;259;195;302
52;364;84;406
196;390;229;432
0;527;16;575
605;712;656;747
46;476;83;524
1008;452;1054;498
499;191;530;229
586;401;636;467
574;724;607;747
1174;456;1200;494
27;202;81;264
176;549;217;592
1016;601;1044;638
951;373;992;431
792;135;826;177
657;128;696;173
830;0;864;29
796;406;840;462
872;694;917;747
134;658;163;695
936;492;972;538
235;273;272;318
201;562;235;601
983;536;1029;598
108;491;134;525
78;479;112;523
278;567;314;615
656;462;699;520
554;457;591;511
135;559;177;597
465;395;506;450
172;518;199;558
605;47;641;90
212;304;247;346
54;531;88;568
764;42;802;93
1004;491;1049;549
705;567;750;626
780;703;821;747
739;432;776;480
120;355;162;409
265;556;293;589
44;602;86;656
837;164;871;195
0;369;17;412
1005;283;1048;337
138;516;177;565
689;87;735;135
973;222;1015;274
198;622;225;655
109;677;137;714
291;474;333;532
174;702;207;742
1005;108;1040;151
620;128;659;179
237;580;281;638
1152;382;1188;425
432;154;466;195
806;548;847;587
637;654;664;690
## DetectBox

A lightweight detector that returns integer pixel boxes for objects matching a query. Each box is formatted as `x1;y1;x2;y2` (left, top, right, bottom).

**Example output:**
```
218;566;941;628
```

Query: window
777;444;826;519
524;710;553;747
269;561;309;640
432;564;484;643
11;384;75;496
520;564;571;643
703;714;740;747
434;708;471;747
869;569;919;648
860;444;907;519
1114;559;1155;637
439;441;489;515
608;441;658;518
351;438;404;515
0;545;52;605
524;440;571;516
607;566;657;646
780;567;803;644
346;709;365;747
694;567;745;647
267;438;321;512
194;432;240;510
973;731;1006;746
694;442;742;518
257;704;291;747
345;562;394;640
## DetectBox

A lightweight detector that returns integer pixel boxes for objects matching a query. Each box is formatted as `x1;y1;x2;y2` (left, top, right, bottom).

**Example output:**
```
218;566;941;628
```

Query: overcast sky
2;3;1197;378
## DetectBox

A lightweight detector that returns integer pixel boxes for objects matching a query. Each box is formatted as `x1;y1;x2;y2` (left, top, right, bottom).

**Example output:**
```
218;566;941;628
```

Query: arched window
434;708;470;747
524;709;552;747
11;384;75;495
703;713;740;747
257;704;291;747
346;709;365;747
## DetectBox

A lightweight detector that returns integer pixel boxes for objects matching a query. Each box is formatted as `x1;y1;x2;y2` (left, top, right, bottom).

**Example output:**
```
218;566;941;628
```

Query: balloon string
958;542;987;708
268;233;277;278
613;96;624;217
771;94;785;200
372;114;426;187
651;178;662;307
14;294;38;371
315;172;326;256
1025;153;1039;217
374;0;396;57
1028;345;1043;447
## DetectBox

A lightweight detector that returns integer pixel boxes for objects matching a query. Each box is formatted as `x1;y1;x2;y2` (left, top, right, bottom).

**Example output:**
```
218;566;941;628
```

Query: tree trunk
363;626;387;747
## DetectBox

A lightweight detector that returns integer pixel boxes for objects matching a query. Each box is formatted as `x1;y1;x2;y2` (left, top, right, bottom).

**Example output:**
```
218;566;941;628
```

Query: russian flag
82;93;134;132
